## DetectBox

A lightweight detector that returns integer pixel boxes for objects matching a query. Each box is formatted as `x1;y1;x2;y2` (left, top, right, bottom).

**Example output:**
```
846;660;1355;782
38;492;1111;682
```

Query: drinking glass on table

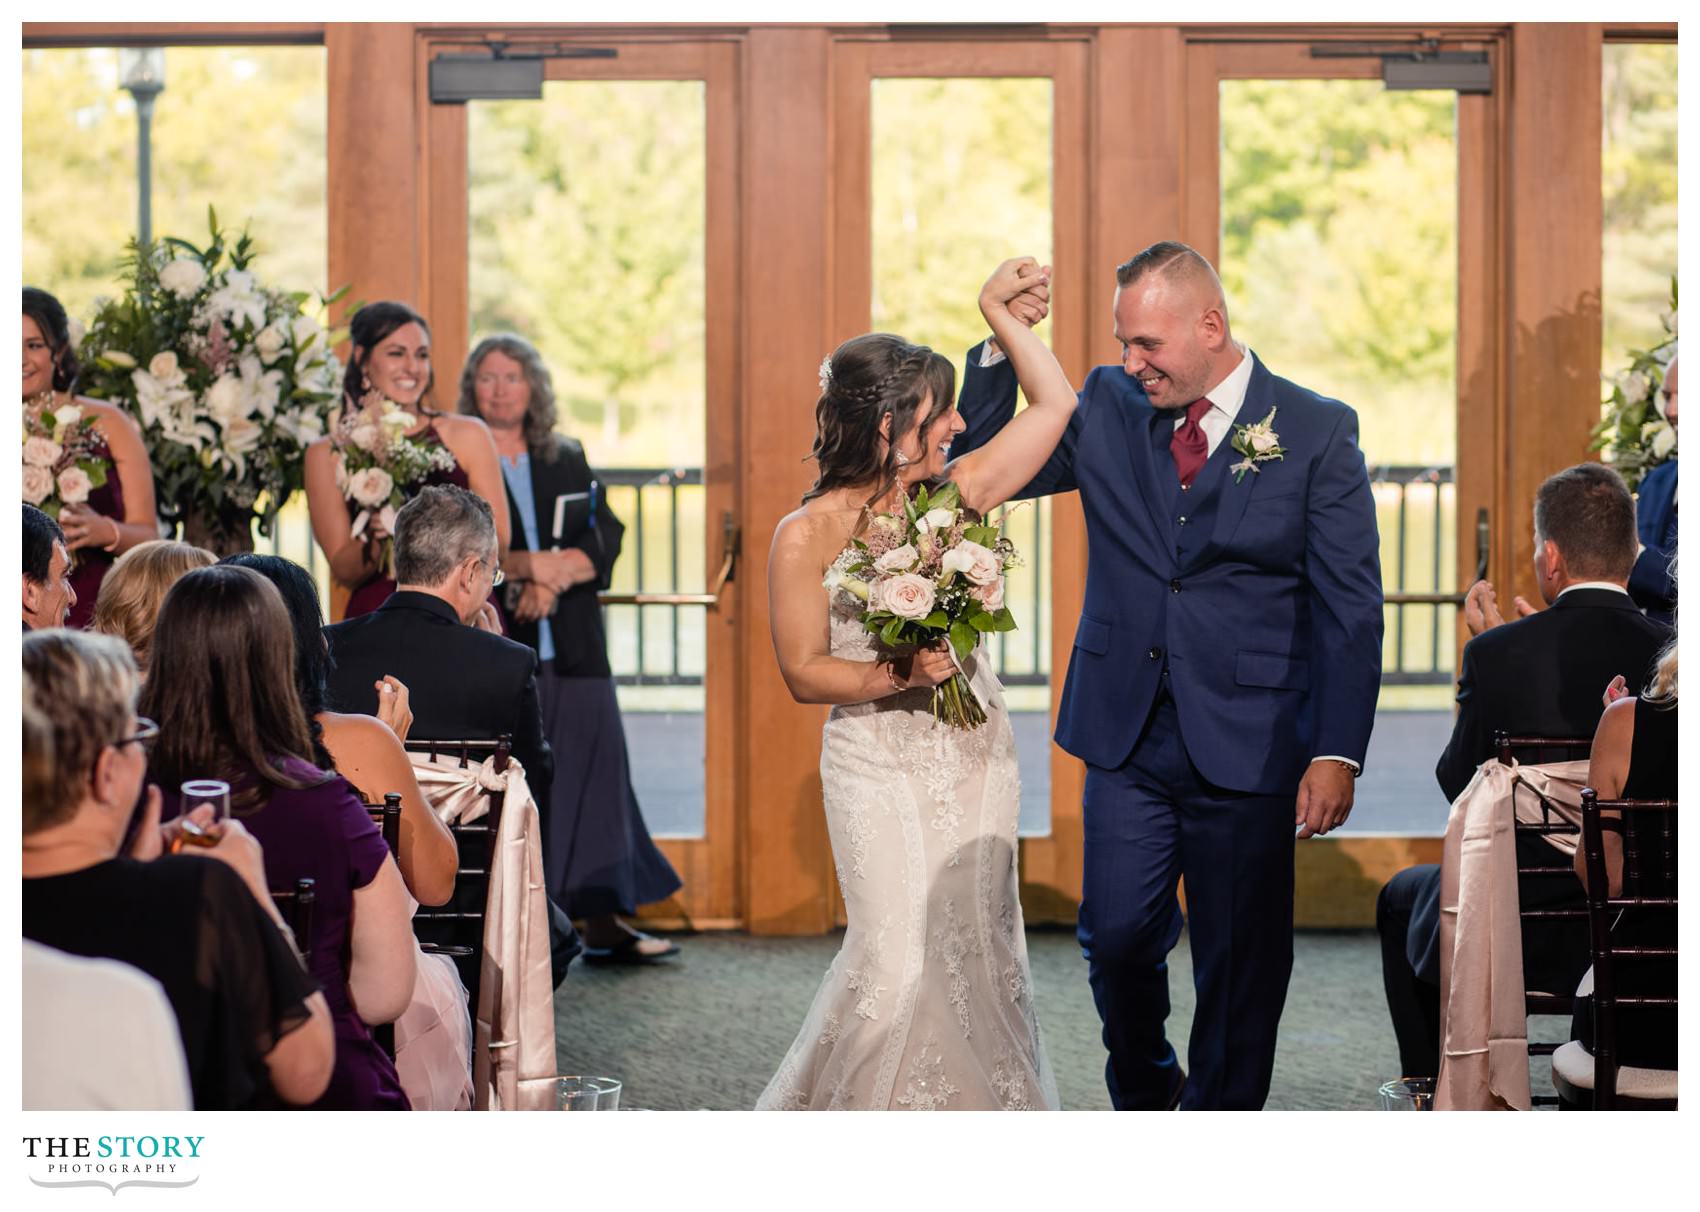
557;1076;621;1111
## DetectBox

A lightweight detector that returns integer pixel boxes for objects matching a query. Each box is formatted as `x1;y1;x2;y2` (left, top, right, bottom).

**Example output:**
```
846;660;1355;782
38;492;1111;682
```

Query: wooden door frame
417;30;743;929
827;32;1094;926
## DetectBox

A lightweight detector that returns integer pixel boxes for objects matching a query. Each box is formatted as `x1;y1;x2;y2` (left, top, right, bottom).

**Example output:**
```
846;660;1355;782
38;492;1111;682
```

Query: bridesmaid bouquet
21;395;109;518
823;481;1019;729
330;391;458;567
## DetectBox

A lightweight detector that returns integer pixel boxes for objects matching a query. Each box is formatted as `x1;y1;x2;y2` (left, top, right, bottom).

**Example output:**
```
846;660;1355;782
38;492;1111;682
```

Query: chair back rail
360;792;406;1060
269;877;316;957
1575;790;1679;1109
403;735;513;1015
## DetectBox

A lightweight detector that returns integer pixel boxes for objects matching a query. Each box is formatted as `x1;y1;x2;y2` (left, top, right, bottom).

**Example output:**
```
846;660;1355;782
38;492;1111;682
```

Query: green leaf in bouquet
968;610;995;631
162;236;205;261
880;616;907;648
948;619;977;661
322;282;353;308
931;481;961;511
920;609;948;630
81;461;109;490
990;607;1017;632
963;524;999;547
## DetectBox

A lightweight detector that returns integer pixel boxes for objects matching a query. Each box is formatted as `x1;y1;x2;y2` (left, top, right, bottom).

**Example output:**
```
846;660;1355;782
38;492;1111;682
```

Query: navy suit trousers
1078;685;1297;1110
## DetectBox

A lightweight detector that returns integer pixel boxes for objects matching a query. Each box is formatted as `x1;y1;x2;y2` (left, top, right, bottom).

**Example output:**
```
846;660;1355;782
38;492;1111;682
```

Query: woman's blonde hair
92;539;216;673
1644;553;1678;706
20;630;139;834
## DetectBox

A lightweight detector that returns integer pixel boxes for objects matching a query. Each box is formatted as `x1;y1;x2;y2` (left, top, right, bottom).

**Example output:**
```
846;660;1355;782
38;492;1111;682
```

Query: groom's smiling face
1112;278;1224;411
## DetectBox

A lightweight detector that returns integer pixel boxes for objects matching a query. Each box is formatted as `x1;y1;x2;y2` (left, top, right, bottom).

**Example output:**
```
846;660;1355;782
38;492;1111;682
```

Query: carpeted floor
551;928;1567;1110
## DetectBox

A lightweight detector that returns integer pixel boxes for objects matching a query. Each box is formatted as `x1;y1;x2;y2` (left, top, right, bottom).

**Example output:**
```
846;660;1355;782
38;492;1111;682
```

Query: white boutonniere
1228;406;1286;484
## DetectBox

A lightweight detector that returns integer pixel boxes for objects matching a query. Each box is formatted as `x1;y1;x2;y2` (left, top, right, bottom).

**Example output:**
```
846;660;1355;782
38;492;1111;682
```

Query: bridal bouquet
21;397;109;519
330;391;457;571
75;210;345;546
823;481;1019;729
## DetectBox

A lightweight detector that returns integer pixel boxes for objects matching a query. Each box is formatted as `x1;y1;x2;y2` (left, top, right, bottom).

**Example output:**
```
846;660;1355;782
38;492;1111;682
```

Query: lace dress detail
756;571;1058;1110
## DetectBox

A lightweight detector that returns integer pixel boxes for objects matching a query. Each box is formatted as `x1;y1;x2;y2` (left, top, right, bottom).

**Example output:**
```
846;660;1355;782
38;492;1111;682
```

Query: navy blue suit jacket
1628;458;1677;619
953;345;1384;795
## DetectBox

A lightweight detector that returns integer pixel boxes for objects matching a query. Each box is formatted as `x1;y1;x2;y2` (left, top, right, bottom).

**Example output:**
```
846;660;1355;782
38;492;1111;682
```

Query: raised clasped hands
979;257;1052;326
1462;578;1536;637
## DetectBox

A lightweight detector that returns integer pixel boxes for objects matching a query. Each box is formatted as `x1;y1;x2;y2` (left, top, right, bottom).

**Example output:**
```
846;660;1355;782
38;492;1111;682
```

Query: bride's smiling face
889;391;965;483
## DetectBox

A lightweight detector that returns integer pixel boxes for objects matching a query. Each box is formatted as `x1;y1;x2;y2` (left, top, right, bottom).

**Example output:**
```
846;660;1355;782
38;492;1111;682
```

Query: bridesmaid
459;334;682;963
22;287;160;628
304;302;508;620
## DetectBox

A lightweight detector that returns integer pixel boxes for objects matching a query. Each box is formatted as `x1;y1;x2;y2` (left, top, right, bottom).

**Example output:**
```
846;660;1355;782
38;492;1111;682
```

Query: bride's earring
892;449;912;467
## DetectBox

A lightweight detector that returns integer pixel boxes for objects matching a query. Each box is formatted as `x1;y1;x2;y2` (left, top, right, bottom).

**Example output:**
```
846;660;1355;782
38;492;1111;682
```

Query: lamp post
118;48;166;247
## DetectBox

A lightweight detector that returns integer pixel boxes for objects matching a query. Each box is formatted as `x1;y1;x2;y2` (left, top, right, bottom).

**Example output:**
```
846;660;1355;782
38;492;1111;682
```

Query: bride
759;258;1076;1110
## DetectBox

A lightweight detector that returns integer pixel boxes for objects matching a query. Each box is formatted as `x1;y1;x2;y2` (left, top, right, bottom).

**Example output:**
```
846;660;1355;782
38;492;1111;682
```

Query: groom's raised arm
952;340;1082;498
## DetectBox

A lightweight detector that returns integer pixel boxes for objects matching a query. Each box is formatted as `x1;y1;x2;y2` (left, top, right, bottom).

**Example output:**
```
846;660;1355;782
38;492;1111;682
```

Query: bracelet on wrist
101;518;121;552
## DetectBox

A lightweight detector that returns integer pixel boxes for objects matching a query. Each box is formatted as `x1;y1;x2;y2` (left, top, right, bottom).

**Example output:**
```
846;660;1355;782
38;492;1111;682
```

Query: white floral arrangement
1592;280;1677;490
76;211;346;540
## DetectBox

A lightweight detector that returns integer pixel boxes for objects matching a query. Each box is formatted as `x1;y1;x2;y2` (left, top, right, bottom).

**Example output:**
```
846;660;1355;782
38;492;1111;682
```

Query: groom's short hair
1533;462;1638;580
1116;241;1219;292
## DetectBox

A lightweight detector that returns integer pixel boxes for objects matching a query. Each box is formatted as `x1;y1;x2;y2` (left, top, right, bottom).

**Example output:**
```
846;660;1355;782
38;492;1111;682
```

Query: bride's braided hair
803;332;955;509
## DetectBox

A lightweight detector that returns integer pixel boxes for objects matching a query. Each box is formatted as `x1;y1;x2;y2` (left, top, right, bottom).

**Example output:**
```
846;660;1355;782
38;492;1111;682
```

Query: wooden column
1502;23;1604;603
738;26;838;934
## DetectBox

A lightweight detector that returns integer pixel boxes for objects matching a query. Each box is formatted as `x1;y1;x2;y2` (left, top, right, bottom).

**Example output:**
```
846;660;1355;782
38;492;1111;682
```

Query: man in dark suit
324;484;554;803
1628;353;1677;624
954;242;1384;1110
1378;462;1668;1079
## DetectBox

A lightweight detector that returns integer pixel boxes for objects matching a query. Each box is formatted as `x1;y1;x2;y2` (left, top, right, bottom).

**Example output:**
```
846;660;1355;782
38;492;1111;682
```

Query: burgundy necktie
1171;396;1214;489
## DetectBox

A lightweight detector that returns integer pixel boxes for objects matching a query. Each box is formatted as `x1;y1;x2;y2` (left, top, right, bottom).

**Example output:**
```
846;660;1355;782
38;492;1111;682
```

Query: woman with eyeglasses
144;565;418;1110
458;334;681;964
22;629;335;1109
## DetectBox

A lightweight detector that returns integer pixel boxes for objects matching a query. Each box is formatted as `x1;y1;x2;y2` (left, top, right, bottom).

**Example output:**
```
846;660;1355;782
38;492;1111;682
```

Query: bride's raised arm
947;258;1078;516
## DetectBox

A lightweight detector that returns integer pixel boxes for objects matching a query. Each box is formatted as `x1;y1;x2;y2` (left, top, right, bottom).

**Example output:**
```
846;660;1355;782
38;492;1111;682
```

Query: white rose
53;403;83;428
291;313;321;346
347;466;396;508
941;538;1000;586
1249;428;1280;454
379;409;417;432
877;572;936;620
23;436;63;467
917;507;956;534
874;543;920;573
1651;425;1677;460
204;373;247;421
974;577;1006;612
22;465;53;505
350;423;382;453
254;325;287;364
158;258;207;299
148;350;181;381
56;467;92;505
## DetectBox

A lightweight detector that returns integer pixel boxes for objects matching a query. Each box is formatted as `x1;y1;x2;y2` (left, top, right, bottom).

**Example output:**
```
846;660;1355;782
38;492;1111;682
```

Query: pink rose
22;465;53;505
942;538;1000;586
974;577;1005;611
56;467;93;505
877;572;936;620
23;436;62;468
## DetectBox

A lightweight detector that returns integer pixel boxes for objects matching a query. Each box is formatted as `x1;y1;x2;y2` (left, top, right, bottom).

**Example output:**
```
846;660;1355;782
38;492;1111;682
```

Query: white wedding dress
756;579;1059;1110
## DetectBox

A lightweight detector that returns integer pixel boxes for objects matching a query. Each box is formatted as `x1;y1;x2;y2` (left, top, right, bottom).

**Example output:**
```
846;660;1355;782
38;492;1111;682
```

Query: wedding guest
1377;463;1668;1080
21;681;192;1111
303;302;507;620
23;287;160;628
22;628;334;1109
224;552;473;1109
459;334;681;962
23;503;76;630
144;566;418;1110
92;539;216;676
1628;354;1677;624
1567;577;1677;1080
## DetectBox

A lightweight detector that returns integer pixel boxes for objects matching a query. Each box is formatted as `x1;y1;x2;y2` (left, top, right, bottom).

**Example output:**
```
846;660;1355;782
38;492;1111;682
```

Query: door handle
599;511;740;609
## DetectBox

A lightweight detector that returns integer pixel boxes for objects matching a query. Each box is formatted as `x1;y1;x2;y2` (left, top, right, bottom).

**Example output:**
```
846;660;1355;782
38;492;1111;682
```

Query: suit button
1148;646;1163;660
1170;579;1182;593
1177;515;1188;526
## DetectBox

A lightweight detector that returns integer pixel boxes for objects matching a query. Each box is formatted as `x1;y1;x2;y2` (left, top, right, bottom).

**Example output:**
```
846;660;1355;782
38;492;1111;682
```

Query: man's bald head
1115;241;1229;321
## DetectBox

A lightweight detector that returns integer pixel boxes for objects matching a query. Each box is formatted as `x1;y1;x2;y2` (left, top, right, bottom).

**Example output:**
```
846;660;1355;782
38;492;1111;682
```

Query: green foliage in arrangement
1591;279;1677;492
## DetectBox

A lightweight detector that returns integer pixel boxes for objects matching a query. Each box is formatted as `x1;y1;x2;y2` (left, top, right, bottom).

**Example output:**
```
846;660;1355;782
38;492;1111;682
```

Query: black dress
500;436;682;919
23;855;321;1109
1570;695;1678;1070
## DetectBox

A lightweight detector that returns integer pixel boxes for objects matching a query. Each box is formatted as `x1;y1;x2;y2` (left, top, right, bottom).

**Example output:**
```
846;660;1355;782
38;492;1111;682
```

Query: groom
954;242;1383;1109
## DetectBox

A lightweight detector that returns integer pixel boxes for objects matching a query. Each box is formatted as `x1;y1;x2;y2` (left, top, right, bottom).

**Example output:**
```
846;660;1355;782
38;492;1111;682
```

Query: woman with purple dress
22;287;160;628
303;302;508;620
143;565;419;1110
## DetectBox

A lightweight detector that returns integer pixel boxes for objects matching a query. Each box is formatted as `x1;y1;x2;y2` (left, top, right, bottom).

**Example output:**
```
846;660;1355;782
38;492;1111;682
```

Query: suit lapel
1197;354;1273;565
